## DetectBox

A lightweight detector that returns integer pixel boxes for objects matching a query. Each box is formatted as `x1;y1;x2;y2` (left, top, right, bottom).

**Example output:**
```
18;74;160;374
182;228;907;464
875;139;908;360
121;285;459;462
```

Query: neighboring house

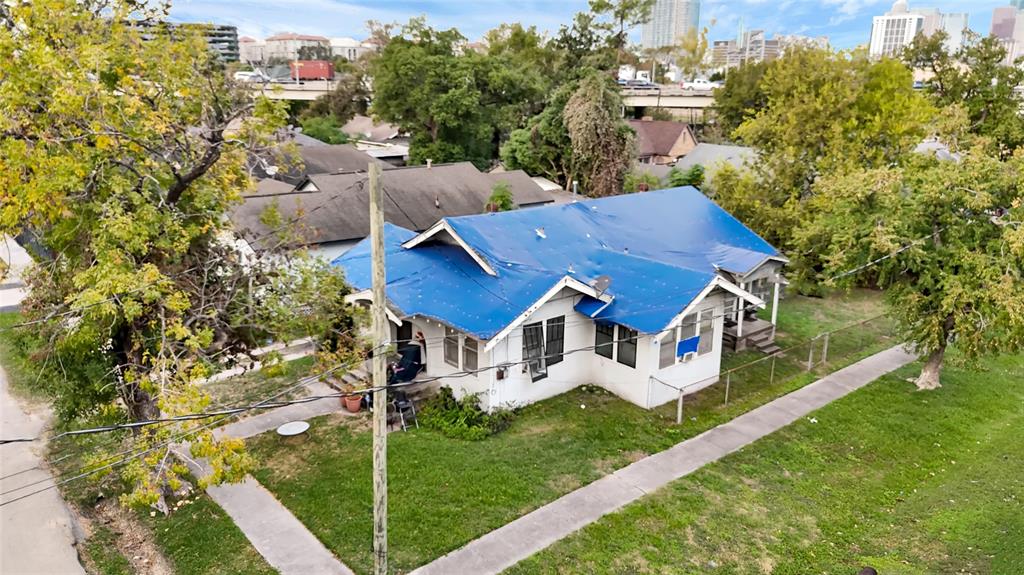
342;115;401;142
232;162;555;261
333;187;787;412
674;143;756;184
628;119;698;165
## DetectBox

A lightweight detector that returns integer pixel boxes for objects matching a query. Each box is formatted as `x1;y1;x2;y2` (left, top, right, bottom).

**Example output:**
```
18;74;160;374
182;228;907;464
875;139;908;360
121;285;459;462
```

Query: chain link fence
664;314;895;423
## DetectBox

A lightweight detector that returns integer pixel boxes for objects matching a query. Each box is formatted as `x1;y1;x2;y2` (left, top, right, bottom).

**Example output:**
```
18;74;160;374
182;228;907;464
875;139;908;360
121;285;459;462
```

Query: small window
595;323;614;359
617;326;638;368
463;337;478;371
659;328;677;369
523;322;547;381
443;326;459;368
697;309;715;356
545;316;565;366
680;313;698;338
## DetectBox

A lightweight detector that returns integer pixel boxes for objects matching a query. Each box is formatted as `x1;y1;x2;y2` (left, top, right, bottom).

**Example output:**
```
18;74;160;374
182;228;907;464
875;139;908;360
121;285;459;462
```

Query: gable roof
232;162;555;249
297;145;388;175
675;143;755;174
627;120;694;158
333;187;783;340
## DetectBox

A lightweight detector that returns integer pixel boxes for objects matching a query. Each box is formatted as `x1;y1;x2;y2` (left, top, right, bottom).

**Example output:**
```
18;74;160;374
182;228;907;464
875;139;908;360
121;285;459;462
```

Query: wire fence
657;314;895;424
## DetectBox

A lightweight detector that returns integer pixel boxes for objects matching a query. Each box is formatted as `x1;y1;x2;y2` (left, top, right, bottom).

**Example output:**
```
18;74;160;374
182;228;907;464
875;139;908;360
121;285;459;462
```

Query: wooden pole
724;373;731;406
369;163;388;575
769;354;777;386
806;338;815;371
822;332;830;366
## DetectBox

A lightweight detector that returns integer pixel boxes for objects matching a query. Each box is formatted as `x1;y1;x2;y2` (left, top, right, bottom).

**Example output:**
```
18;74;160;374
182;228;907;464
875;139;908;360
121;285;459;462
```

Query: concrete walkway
411;345;917;575
0;367;86;575
182;379;355;575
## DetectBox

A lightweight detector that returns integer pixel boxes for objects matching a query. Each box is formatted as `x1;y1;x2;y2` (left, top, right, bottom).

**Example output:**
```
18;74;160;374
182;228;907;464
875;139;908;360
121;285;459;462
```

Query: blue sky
170;0;1011;48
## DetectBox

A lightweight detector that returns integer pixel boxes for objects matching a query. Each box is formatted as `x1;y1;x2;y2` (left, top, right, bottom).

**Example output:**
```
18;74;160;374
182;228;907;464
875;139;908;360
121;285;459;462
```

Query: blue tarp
333;186;782;340
677;336;700;356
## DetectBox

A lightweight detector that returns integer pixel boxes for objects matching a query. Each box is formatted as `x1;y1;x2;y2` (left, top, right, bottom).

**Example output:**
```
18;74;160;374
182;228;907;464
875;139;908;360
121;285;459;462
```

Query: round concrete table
276;421;310;441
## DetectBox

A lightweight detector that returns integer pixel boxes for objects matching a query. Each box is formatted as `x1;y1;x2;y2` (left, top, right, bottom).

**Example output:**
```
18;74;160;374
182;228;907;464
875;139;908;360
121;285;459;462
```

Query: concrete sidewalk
411;345;917;575
182;379;355;575
0;367;86;575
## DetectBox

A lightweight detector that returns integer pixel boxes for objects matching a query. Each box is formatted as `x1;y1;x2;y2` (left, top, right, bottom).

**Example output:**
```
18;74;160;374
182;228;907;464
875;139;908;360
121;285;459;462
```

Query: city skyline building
868;0;968;58
991;2;1024;65
641;0;700;50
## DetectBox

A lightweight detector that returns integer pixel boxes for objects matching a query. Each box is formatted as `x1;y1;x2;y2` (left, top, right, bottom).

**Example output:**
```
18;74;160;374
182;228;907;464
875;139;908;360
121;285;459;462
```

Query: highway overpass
252;83;717;122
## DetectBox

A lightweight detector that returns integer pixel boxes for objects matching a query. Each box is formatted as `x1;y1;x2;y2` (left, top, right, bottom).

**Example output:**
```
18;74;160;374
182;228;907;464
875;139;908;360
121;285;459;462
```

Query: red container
289;60;334;81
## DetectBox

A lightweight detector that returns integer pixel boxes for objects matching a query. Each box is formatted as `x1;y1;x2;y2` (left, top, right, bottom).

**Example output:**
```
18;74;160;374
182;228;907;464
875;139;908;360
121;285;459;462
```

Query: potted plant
341;383;363;413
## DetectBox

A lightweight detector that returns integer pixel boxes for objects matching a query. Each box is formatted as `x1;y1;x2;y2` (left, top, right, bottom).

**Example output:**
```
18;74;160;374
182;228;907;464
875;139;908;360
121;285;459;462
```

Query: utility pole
368;162;388;575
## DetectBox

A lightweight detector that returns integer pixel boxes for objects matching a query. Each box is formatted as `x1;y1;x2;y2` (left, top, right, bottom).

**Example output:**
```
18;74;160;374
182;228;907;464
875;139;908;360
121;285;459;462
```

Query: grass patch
80;524;133;575
143;495;278;575
249;291;895;574
507;354;1024;575
0;311;51;401
202;355;316;410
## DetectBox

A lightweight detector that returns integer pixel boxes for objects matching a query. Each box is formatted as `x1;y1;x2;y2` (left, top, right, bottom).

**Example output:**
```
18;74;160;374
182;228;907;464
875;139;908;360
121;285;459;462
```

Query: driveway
0;366;85;575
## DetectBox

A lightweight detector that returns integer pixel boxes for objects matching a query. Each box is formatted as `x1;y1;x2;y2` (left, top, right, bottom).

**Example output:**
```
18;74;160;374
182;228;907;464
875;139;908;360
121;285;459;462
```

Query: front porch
723;315;779;354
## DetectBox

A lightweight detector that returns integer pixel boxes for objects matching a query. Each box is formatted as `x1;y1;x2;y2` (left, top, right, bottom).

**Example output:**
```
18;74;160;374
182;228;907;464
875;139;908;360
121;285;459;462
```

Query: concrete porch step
756;343;782;355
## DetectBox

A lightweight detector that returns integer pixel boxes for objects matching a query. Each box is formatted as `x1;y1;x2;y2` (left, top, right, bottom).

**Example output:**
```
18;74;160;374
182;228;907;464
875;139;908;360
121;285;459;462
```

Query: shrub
419;386;514;440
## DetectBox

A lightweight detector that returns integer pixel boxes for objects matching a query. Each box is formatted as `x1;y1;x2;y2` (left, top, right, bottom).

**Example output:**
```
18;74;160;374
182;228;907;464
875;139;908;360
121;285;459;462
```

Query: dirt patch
546;473;582;493
592;450;648;475
509;421;562;437
758;555;776;573
83;500;174;575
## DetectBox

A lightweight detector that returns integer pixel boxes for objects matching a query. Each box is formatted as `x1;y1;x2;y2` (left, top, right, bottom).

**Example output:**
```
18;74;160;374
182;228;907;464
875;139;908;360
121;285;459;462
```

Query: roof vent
435;195;440;209
624;247;629;254
535;227;547;239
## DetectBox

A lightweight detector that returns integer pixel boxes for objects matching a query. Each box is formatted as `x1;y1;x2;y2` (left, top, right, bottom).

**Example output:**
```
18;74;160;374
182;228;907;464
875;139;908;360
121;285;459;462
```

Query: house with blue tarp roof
333;186;787;410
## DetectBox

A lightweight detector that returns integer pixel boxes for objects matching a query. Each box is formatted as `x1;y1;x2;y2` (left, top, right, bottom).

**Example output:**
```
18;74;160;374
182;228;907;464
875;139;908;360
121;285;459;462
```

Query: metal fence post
806;338;815;371
724;373;731;406
822;332;830;366
676;389;684;425
769;354;777;386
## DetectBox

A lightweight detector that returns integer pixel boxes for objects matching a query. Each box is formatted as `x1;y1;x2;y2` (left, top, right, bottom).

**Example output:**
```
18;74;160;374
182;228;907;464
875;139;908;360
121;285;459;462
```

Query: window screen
697;309;715;356
522;322;547;381
617;326;638;368
545;316;565;366
595;323;614;359
463;337;478;371
659;329;677;369
443;326;459;367
680;313;698;338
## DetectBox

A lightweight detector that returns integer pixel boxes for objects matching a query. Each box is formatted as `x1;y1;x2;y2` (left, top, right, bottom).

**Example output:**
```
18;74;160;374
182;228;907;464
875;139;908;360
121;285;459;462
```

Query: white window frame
443;326;460;368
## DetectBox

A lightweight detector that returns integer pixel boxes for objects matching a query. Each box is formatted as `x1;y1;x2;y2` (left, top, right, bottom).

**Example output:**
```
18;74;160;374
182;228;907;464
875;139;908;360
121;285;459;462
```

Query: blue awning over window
574;296;606;318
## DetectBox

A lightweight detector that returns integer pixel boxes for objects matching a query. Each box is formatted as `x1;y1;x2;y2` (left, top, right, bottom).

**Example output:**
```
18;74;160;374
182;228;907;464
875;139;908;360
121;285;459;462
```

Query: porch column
736;282;745;339
771;280;780;326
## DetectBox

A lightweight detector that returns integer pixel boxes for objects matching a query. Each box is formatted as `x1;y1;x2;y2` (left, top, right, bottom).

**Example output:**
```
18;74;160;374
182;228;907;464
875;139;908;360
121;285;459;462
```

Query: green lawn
508;354;1024;575
248;290;895;574
202;355;316;409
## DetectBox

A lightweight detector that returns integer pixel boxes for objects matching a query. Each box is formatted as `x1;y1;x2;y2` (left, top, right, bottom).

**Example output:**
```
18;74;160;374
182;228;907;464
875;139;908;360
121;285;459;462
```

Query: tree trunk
113;323;161;423
914;344;945;390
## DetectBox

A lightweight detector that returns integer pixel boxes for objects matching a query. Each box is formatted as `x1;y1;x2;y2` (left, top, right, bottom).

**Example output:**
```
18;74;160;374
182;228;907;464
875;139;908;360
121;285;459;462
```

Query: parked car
625;79;658;90
232;70;268;83
681;78;721;91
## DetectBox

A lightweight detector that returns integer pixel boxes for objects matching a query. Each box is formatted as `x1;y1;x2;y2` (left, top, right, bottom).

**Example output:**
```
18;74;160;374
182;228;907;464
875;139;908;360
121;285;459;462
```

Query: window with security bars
522;322;547;381
545;316;565;366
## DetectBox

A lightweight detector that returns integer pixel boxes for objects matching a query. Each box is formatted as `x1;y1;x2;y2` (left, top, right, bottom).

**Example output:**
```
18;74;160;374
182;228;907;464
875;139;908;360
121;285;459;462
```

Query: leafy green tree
0;0;361;508
903;30;1024;153
297;43;331;61
730;49;936;253
564;72;636;197
588;0;655;54
485;182;516;211
551;11;616;77
370;19;546;168
623;170;661;192
305;71;370;126
501;83;576;187
712;60;768;137
667;164;705;187
300;116;349;144
801;146;1024;389
674;26;709;79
